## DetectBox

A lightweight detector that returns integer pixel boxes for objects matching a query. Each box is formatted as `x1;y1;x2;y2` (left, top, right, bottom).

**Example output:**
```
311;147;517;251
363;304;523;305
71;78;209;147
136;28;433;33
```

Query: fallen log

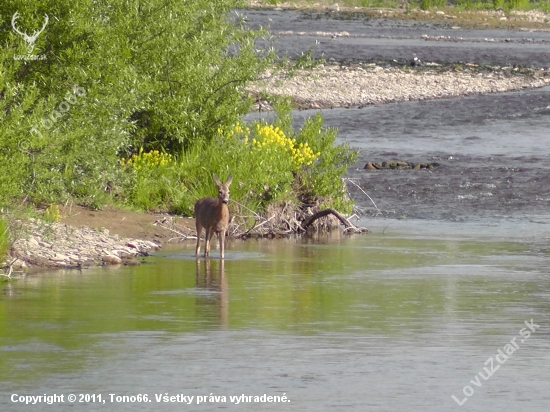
302;208;367;233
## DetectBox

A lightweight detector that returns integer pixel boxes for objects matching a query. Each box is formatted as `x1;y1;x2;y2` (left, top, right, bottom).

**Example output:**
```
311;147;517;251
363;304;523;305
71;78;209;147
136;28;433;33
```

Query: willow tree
0;0;270;206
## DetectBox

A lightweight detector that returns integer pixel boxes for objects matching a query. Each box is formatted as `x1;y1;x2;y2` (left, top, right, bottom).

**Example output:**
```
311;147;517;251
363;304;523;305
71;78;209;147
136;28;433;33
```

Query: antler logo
11;11;49;54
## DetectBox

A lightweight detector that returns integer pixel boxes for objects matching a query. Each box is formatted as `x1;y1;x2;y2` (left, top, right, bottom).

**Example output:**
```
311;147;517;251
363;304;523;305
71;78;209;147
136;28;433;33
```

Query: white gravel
248;64;550;108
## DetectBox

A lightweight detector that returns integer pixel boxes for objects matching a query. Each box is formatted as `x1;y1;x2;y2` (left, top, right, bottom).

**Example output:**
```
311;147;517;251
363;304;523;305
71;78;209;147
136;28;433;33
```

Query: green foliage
121;149;185;211
43;204;61;222
0;0;271;208
1;1;135;207
432;0;449;7
452;0;549;11
121;105;357;216
420;0;432;10
1;0;355;220
505;0;531;10
273;103;358;213
0;217;9;264
123;3;273;152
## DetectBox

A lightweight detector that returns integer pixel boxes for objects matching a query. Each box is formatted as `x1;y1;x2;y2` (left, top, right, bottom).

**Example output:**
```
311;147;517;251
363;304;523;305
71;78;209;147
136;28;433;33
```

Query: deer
194;174;232;259
11;11;49;55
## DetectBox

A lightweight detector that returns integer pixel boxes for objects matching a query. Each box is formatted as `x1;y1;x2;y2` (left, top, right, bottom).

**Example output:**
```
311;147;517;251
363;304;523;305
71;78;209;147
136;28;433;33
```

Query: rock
410;56;423;67
366;160;440;171
11;259;28;270
143;240;160;250
122;258;140;266
102;255;122;265
50;253;71;262
11;207;162;270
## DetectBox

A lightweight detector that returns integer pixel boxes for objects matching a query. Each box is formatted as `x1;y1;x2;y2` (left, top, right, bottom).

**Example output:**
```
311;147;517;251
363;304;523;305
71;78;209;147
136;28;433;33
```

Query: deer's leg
207;230;216;256
195;224;202;257
205;227;211;256
219;230;225;259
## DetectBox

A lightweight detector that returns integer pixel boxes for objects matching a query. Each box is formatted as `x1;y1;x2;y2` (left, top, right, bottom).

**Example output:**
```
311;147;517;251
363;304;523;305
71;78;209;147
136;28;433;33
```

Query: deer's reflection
195;259;228;328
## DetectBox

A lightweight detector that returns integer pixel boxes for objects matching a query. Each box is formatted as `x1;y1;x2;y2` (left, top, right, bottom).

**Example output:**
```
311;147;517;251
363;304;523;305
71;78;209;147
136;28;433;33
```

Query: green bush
506;0;531;10
2;0;355;220
0;217;9;264
121;106;357;216
420;0;434;9
0;0;270;208
421;0;448;10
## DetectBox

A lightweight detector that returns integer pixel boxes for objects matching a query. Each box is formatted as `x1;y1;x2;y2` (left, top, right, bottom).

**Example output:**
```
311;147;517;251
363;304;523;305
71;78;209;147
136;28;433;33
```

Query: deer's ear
225;174;233;186
212;174;222;186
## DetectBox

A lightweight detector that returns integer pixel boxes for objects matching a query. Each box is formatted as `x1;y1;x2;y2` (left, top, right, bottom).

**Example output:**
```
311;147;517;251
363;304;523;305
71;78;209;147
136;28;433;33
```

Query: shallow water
243;9;550;66
2;232;550;411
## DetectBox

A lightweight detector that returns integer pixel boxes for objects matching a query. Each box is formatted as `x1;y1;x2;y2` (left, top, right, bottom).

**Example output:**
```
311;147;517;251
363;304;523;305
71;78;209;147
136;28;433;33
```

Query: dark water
2;10;550;412
247;85;550;225
243;8;550;225
243;9;550;66
290;86;550;224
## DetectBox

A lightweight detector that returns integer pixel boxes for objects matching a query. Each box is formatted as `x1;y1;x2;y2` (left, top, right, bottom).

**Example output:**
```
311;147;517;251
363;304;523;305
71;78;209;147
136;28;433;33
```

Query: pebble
102;255;122;265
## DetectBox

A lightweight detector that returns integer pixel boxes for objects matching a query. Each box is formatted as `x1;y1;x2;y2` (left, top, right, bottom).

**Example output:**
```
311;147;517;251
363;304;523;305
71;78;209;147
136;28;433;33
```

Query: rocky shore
248;63;550;109
6;218;160;272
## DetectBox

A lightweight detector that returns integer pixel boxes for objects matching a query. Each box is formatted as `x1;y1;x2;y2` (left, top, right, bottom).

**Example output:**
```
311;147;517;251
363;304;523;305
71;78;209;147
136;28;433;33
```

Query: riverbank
2;205;197;274
248;63;550;109
7;219;159;272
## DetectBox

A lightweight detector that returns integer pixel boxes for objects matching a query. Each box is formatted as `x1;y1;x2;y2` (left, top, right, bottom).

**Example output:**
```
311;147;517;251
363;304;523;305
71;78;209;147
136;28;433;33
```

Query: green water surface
0;232;545;386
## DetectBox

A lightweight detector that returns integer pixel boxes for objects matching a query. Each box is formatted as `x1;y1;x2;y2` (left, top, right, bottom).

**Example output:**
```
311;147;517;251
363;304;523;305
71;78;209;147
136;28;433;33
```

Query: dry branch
302;208;368;233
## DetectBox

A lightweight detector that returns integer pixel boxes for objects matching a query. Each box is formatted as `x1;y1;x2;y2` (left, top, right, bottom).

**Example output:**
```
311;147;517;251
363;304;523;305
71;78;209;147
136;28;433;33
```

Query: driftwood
302;208;368;233
151;202;369;242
